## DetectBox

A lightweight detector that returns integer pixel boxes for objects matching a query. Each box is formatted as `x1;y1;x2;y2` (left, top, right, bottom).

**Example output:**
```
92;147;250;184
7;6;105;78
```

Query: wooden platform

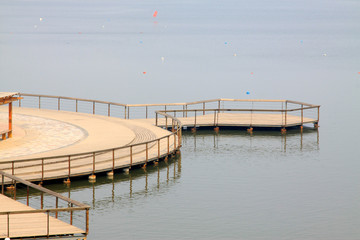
0;194;84;239
147;112;317;128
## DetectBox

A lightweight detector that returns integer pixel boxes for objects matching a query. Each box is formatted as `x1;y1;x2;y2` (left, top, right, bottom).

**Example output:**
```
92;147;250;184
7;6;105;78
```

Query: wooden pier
0;93;320;239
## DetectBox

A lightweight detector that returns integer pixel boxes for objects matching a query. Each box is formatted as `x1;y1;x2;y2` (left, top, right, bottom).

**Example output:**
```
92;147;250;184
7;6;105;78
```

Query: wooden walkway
151;112;317;128
0;194;84;239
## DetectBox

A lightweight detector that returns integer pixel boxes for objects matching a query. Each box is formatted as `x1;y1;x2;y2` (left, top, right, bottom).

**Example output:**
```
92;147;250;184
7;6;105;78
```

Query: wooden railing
17;94;319;121
0;94;182;184
0;170;90;238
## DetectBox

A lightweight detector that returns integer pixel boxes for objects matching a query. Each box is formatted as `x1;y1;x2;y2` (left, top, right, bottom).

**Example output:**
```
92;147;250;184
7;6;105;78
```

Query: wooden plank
0;194;84;239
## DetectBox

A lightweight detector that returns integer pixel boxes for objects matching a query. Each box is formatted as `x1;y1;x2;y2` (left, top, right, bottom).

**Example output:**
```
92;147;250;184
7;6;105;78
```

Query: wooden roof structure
0;92;21;140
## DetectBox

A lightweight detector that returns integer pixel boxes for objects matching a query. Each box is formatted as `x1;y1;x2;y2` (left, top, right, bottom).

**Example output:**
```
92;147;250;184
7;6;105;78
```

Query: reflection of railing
0;170;90;238
0;93;182;184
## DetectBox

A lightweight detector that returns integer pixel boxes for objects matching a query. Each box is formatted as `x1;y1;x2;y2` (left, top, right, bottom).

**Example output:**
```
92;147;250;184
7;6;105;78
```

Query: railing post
27;186;29;206
93;102;95;114
158;139;160;160
172;119;174;132
41;192;43;209
146;106;148;119
146;143;148;164
185;105;188;117
165;116;168;130
12;161;14;176
218;100;220;112
14;181;16;200
317;106;320;123
167;135;170;155
39;96;41;109
7;212;10;237
156;113;158;126
68;156;71;180
112;149;115;172
194;110;197;128
58;97;60;110
203;102;205;115
174;131;177;150
124;106;127;119
214;110;216;126
42;158;44;183
2;175;4;194
108;104;111;117
55;197;58;218
285;101;288;127
127;107;130;119
70;203;73;225
76;99;78;112
183;105;185;117
301;104;303;126
19;94;21;107
130;146;133;167
86;209;89;235
92;152;95;175
47;210;50;237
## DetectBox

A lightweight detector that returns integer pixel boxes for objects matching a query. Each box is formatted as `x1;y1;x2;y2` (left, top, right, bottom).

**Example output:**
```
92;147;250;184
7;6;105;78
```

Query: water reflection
14;156;182;210
188;127;319;153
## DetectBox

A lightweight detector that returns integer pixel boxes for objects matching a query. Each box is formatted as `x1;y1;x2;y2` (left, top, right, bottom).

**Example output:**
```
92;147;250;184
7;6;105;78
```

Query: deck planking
0;194;84;239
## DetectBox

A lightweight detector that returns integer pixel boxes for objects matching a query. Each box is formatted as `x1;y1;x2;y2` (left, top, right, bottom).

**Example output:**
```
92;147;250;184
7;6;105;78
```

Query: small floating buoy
142;163;147;169
88;174;96;180
214;127;219;133
6;185;15;192
247;127;253;133
154;161;159;166
107;171;114;176
63;178;71;184
281;128;287;134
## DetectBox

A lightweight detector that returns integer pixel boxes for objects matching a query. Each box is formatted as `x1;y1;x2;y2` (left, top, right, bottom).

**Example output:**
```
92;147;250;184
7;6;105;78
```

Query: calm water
1;0;360;239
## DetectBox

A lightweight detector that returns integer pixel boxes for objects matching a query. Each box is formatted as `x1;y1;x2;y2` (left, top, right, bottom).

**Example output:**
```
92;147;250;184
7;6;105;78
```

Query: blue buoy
246;91;250;95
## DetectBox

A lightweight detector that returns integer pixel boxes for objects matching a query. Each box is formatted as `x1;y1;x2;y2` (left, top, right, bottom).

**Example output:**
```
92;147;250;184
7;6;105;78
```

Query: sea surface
1;0;360;239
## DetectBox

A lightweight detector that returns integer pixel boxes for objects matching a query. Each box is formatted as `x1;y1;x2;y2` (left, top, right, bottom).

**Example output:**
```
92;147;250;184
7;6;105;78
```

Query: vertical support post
86;209;89;235
68;156;71;180
185;105;188;117
130;146;133;167
146;106;148;119
7;212;10;237
14;181;16;200
93;102;95;114
218;100;220;112
41;192;43;209
39;96;41;109
124;106;127;119
155;113;158;126
183;105;185;117
317;106;320;123
174;131;177;150
127;107;130;119
19;94;21;107
146;143;148;164
76;99;78;112
214;110;216;126
92;152;95;175
157;139;160;160
165;116;168;130
58;97;60;110
167;136;170;155
8;102;12;138
2;175;4;194
108;104;111;117
194;110;197;128
41;158;44;183
12;161;14;176
70;203;73;225
55;197;58;218
112;149;115;172
47;211;50;237
27;186;29;206
203;102;205;115
301;104;303;126
172;119;174;132
285;101;288;126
